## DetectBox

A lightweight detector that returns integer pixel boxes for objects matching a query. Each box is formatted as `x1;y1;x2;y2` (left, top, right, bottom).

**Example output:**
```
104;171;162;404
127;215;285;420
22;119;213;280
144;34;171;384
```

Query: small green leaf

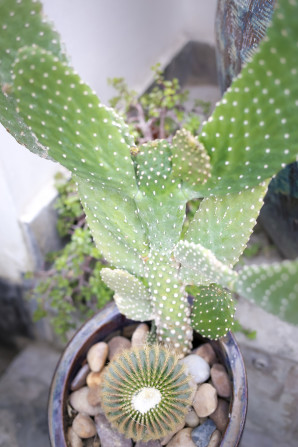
235;259;298;325
100;268;153;321
184;182;269;267
175;240;238;288
191;284;235;340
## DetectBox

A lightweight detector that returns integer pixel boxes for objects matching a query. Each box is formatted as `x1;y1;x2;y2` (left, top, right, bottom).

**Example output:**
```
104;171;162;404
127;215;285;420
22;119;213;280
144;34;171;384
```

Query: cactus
190;284;235;340
101;345;192;441
0;0;298;358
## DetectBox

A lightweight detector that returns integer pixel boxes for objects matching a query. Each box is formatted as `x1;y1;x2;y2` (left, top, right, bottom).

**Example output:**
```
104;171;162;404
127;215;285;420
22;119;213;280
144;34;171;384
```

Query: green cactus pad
100;268;152;320
133;139;187;254
184;182;268;267
12;46;151;273
198;0;298;196
144;252;193;356
0;0;66;84
174;240;238;289
171;128;211;195
235;259;298;325
101;345;192;441
0;0;67;156
78;180;148;276
12;46;136;194
190;284;235;339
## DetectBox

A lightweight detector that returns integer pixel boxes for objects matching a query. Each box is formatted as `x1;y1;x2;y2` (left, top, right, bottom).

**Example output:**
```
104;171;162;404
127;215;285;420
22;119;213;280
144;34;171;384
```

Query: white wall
0;0;217;282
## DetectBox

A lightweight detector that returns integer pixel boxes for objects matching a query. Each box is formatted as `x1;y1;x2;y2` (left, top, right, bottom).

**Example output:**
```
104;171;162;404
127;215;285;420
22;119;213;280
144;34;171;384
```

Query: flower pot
48;301;247;446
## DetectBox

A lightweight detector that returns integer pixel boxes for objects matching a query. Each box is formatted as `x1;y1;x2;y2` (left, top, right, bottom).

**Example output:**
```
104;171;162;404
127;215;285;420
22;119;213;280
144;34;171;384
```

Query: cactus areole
132;387;162;414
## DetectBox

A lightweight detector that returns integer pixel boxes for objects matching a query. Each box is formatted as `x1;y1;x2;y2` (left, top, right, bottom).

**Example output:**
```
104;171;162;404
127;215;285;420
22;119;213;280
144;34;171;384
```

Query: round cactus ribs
101;345;192;441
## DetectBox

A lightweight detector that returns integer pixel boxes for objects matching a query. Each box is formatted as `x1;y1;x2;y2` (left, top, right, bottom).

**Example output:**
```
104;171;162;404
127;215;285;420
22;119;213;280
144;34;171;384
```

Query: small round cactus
101;345;192;441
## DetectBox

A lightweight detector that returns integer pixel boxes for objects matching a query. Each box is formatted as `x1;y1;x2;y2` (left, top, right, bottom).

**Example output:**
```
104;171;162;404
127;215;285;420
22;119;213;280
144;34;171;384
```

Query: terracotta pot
48;301;247;446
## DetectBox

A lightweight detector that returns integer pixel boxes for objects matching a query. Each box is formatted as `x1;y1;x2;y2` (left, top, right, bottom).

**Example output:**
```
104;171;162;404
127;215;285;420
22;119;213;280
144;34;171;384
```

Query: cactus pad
0;0;67;156
133;139;186;253
78;180;148;276
174;240;237;289
198;0;298;196
190;284;235;340
12;46;136;193
12;46;151;273
235;259;298;324
144;251;193;356
101;345;192;441
184;182;268;267
100;268;152;320
171;128;211;195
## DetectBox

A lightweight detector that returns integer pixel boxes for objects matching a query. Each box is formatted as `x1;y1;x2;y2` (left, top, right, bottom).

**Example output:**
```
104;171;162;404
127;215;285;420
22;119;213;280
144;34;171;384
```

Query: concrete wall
0;0;217;282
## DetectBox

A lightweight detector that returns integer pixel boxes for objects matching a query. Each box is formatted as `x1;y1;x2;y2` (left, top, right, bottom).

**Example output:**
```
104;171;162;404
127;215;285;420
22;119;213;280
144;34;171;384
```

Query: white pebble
180;354;210;383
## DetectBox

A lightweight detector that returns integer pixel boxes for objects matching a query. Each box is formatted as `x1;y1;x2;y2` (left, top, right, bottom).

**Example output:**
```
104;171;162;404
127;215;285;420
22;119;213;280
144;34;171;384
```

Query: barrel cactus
101;345;192;441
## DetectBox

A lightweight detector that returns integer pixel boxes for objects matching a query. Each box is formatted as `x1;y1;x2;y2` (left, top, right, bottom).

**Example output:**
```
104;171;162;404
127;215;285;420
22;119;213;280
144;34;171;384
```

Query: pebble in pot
191;420;217;447
160;421;185;445
185;407;200;428
67;427;83;447
193;384;218;418
167;427;196;447
131;323;150;348
72;413;97;439
179;354;210;384
70;364;90;391
210;363;232;398
194;343;217;366
69;387;102;416
209;398;230;432
108;336;131;360
94;412;132;447
87;342;108;373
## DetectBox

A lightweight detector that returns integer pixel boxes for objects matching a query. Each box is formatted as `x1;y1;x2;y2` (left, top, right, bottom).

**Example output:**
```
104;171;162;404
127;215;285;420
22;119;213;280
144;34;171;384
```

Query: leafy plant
108;62;209;143
54;172;85;238
26;172;113;338
30;225;113;338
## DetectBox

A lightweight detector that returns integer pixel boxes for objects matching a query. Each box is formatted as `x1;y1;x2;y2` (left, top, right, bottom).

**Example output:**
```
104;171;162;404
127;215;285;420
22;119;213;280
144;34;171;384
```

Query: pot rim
48;301;247;446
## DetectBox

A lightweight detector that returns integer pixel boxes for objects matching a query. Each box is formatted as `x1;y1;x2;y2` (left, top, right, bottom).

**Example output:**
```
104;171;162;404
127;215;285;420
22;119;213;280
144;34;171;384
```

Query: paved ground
0;343;60;447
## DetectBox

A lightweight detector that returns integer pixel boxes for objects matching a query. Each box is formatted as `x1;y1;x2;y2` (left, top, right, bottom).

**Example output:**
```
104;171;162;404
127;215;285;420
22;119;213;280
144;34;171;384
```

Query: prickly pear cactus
101;345;192;441
0;0;298;360
190;284;236;340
